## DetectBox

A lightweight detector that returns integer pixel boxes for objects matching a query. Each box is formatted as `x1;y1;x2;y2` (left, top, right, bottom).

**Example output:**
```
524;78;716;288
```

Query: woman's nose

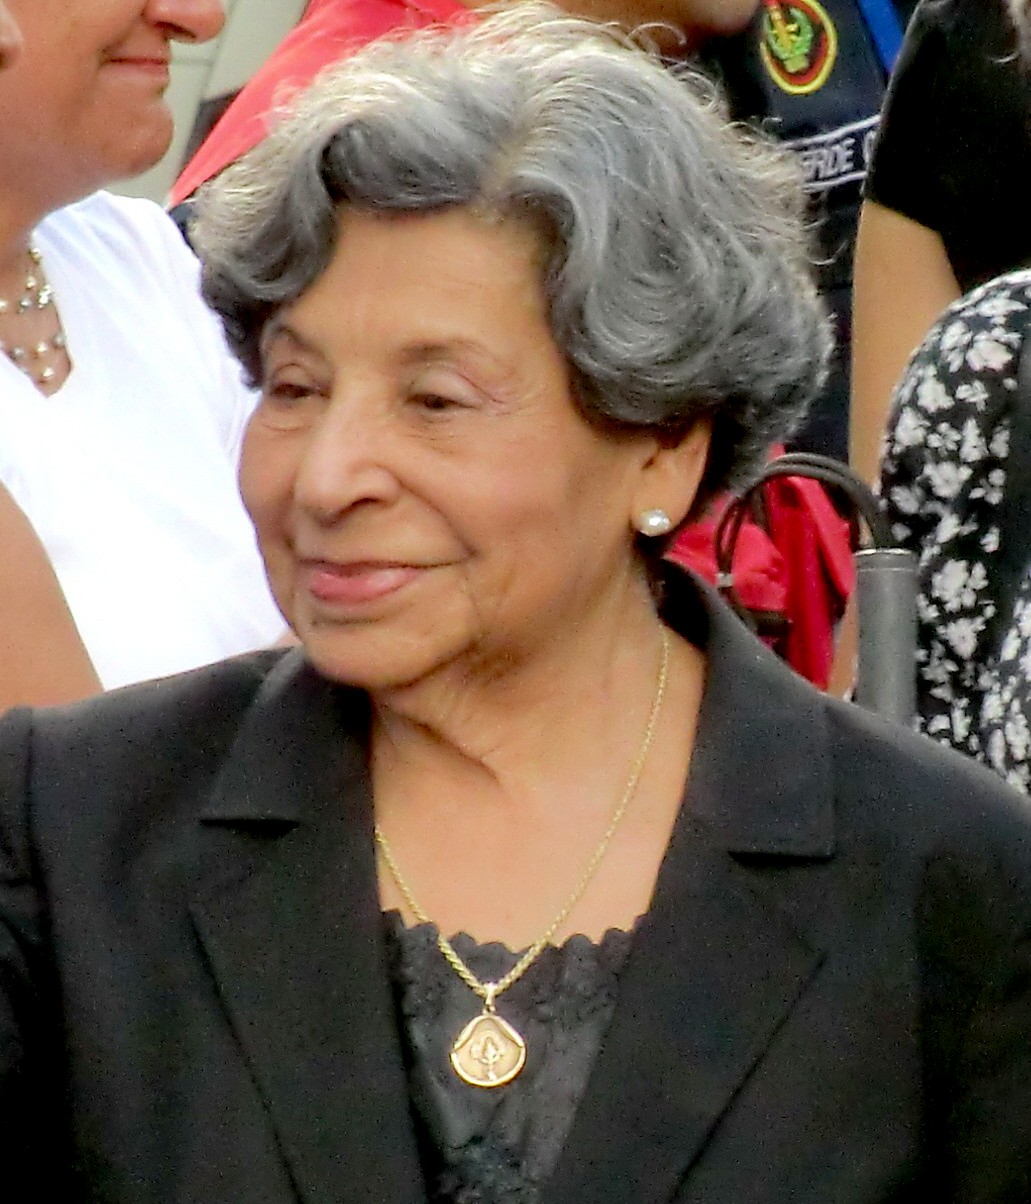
292;402;402;523
145;0;226;44
0;2;23;70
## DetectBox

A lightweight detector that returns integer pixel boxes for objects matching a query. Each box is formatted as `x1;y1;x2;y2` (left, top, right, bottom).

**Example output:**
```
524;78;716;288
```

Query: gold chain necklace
374;625;671;1089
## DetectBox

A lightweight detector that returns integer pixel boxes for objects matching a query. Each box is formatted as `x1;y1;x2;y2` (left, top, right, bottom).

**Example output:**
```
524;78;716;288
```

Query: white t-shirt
0;192;285;689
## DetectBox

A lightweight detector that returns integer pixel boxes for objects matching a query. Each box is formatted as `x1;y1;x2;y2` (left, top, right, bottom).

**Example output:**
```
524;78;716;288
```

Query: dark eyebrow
259;318;323;363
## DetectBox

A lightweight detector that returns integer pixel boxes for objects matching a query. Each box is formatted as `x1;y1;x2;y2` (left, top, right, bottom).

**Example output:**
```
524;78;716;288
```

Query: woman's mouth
103;57;171;86
302;561;423;607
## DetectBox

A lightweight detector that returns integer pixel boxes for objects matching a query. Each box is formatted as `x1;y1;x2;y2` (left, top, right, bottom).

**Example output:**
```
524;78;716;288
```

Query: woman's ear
632;420;711;531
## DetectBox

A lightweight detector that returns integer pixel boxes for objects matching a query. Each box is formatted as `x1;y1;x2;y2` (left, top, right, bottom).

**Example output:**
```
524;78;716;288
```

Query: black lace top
383;911;636;1202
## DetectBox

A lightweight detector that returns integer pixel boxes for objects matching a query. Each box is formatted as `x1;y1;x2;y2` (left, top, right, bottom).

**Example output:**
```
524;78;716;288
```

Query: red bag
668;451;854;688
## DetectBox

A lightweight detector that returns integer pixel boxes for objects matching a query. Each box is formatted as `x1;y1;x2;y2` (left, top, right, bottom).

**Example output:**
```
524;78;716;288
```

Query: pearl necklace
0;246;68;389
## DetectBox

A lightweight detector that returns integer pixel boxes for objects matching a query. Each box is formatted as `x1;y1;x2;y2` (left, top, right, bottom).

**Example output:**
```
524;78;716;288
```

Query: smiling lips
104;55;170;84
302;561;425;607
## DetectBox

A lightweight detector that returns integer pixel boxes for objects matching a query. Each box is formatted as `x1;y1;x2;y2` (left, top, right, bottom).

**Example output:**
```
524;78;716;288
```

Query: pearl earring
635;508;673;537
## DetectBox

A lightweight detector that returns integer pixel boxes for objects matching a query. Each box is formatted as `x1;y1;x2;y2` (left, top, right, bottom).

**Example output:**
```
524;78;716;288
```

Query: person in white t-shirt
0;0;285;695
0;3;101;709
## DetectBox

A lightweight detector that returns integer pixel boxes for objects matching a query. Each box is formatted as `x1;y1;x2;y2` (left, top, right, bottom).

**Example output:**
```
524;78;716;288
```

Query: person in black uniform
700;0;917;461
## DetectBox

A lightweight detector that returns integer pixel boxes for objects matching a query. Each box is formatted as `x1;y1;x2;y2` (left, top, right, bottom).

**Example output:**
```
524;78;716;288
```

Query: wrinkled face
0;2;21;70
242;207;672;693
0;0;224;200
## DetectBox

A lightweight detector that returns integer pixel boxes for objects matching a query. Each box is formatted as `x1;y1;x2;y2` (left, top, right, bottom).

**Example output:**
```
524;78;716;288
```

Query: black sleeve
865;0;961;233
918;841;1031;1201
867;0;1031;289
0;709;70;1186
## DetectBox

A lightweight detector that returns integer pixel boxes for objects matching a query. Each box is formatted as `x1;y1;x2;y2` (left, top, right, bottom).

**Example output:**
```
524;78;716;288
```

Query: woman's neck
371;585;668;797
0;231;36;290
369;600;705;946
0;187;50;267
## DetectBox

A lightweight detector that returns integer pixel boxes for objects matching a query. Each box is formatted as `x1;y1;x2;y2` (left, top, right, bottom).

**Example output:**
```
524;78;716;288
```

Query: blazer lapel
185;575;841;1203
189;651;425;1204
545;585;837;1203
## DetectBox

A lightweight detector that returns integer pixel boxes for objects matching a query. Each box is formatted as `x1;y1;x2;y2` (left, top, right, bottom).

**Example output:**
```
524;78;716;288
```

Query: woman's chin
103;109;175;183
297;624;454;696
286;579;483;695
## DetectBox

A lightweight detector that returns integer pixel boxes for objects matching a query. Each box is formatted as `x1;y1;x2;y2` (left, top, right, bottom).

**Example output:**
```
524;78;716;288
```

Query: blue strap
854;0;906;74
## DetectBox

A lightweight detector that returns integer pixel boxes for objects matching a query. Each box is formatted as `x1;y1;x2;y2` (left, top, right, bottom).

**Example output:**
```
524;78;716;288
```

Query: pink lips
303;561;422;607
105;57;170;84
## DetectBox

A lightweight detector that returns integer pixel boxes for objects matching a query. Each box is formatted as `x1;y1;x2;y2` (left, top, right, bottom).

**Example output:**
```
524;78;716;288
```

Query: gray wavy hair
194;3;831;506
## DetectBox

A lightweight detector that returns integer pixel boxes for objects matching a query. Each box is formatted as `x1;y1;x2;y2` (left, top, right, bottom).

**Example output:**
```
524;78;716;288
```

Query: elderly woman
2;8;1031;1200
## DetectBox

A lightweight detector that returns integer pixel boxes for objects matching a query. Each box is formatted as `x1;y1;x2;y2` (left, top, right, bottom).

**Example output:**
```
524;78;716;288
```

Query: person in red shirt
171;0;475;206
169;0;760;208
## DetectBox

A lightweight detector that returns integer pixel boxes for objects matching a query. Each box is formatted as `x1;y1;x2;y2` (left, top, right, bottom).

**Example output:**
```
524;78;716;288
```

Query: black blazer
2;578;1031;1202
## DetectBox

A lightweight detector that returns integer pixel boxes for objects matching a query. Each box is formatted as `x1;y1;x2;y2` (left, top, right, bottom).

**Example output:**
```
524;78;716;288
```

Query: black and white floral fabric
879;270;1031;795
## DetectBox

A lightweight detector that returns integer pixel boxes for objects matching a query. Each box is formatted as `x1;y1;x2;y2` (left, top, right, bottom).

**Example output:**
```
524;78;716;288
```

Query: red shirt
170;0;473;205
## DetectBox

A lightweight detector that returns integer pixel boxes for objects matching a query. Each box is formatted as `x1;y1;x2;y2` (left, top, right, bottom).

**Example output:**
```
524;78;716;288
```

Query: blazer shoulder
824;693;1031;879
29;648;285;746
0;650;293;837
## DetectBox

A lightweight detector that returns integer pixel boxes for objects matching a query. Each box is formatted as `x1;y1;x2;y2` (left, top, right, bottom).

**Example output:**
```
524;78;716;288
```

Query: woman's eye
412;392;460;412
257;376;325;430
264;380;315;403
409;382;484;413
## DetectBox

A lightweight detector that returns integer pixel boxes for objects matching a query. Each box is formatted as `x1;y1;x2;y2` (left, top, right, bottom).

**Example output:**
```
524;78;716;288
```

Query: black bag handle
713;452;918;723
713;452;893;612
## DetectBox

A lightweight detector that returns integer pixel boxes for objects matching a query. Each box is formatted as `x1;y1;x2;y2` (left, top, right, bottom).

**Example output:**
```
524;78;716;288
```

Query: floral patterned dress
879;270;1031;794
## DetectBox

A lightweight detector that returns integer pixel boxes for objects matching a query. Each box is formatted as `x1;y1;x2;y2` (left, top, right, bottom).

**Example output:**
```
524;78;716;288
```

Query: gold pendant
449;999;526;1088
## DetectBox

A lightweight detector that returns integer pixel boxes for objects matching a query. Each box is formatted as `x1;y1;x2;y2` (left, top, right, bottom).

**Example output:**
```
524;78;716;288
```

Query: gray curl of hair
194;3;832;508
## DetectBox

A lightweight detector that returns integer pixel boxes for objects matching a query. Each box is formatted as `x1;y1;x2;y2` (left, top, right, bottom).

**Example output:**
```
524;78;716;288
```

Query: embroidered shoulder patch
759;0;838;95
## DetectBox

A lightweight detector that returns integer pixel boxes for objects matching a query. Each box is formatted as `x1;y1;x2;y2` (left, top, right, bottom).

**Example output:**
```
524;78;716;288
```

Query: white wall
114;0;308;204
